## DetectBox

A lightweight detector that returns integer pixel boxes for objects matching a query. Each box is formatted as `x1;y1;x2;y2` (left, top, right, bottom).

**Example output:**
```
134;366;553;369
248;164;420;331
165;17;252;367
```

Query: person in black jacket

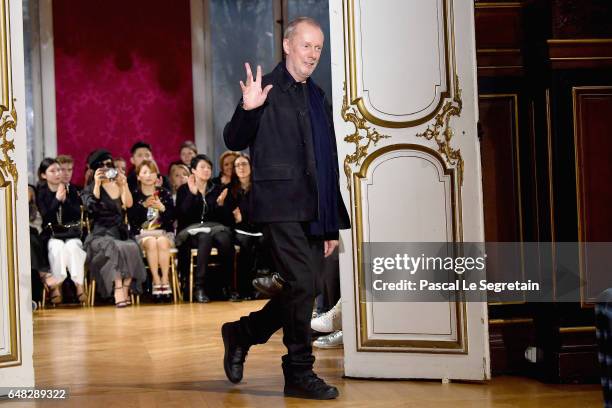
175;154;235;303
220;153;264;300
126;141;172;192
127;160;175;302
29;184;48;305
221;17;350;400
81;149;146;308
36;157;87;303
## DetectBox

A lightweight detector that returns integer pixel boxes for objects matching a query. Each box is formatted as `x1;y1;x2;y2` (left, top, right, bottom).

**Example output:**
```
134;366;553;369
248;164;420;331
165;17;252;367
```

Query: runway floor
7;301;603;407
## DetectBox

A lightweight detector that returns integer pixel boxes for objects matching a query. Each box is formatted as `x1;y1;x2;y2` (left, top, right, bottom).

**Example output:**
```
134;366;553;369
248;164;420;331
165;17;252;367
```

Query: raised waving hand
240;63;273;111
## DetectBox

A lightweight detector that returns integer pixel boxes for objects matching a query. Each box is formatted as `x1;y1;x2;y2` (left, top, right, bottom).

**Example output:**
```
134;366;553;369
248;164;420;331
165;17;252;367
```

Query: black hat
87;149;113;171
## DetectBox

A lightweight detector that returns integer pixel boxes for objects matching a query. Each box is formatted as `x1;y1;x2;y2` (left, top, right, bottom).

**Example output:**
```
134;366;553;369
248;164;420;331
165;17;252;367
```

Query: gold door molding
343;0;459;128
0;0;20;368
352;144;467;353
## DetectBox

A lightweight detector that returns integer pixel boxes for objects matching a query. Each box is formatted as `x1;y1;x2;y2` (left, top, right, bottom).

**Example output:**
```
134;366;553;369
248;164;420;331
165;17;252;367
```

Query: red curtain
53;0;194;185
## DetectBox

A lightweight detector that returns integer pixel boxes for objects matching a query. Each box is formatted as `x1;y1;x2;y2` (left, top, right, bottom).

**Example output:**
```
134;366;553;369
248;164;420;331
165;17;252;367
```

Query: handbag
47;222;82;240
47;204;82;240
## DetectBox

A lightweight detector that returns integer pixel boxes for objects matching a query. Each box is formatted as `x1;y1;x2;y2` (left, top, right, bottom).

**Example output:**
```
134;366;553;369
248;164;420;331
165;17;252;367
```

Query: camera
105;168;118;180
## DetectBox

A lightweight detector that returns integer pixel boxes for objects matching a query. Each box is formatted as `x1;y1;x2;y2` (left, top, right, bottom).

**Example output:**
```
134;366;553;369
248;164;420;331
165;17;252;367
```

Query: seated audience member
127;160;175;302
81;149;146;308
222;154;264;299
175;154;234;303
36;158;87;303
212;150;239;188
168;161;190;203
126;141;171;192
114;156;127;175
29;185;47;305
179;140;198;167
56;154;81;192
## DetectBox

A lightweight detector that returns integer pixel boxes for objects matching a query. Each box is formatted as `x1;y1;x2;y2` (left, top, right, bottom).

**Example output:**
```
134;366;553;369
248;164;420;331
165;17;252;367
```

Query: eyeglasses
101;160;114;168
234;162;249;168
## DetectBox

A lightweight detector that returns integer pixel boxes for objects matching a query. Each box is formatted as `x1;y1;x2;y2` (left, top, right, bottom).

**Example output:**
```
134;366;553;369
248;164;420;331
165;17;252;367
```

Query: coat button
305;170;311;176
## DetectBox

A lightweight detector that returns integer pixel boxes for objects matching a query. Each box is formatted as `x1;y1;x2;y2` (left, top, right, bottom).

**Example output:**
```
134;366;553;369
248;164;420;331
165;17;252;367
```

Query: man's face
59;162;73;184
283;23;324;83
131;147;153;168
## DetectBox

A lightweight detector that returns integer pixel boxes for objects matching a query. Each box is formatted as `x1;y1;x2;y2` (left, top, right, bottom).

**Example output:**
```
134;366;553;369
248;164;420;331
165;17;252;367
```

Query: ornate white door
330;0;490;380
0;0;35;389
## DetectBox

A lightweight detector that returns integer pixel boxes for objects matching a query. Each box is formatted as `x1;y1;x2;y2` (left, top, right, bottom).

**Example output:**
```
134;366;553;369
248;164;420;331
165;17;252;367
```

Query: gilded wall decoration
0;102;18;187
415;75;464;185
341;84;390;189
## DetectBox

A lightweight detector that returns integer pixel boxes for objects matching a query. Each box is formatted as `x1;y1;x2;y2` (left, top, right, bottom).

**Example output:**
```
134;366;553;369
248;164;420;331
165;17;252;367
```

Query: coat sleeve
223;101;265;151
36;187;60;220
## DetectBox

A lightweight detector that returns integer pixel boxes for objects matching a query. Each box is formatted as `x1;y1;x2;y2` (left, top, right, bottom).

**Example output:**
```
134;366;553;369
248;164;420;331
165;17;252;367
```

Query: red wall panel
53;0;194;185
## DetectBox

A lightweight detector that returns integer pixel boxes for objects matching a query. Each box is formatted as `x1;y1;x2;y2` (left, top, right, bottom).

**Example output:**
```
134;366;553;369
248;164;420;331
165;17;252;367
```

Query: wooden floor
6;301;603;407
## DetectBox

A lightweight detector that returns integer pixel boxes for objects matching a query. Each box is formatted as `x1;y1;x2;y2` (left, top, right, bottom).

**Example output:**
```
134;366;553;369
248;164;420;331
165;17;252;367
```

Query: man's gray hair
283;17;323;39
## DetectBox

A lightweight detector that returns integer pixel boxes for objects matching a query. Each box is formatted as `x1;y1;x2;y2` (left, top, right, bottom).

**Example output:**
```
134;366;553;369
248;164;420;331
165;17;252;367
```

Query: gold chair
141;247;180;303
188;245;240;302
41;206;90;309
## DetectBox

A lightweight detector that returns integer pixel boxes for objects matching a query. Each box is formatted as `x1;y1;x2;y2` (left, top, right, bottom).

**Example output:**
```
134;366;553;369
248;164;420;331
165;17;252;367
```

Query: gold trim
489;318;533;326
559;326;596;334
550;56;612;61
345;0;456;128
416;75;464;185
0;102;17;184
572;86;612;307
529;101;540;242
0;0;21;368
547;39;612;45
545;89;556;299
341;83;390;189
353;144;467;353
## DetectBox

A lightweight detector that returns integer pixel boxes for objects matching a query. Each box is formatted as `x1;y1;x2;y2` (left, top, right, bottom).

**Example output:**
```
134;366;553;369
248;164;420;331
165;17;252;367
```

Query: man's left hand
323;240;339;258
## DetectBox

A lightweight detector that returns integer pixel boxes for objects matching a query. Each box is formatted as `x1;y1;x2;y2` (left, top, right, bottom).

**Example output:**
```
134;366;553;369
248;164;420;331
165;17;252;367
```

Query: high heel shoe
75;283;87;303
40;272;62;305
114;285;127;308
123;282;132;306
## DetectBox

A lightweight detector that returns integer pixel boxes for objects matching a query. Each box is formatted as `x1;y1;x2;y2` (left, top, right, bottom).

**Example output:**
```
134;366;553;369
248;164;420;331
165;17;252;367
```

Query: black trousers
238;222;323;376
234;233;263;296
178;230;234;294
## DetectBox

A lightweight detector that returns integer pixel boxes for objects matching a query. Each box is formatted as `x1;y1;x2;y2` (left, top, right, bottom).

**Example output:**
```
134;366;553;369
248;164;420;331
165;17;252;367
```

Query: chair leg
170;261;178;304
41;287;46;309
189;253;194;303
82;278;88;307
233;251;238;292
89;280;96;307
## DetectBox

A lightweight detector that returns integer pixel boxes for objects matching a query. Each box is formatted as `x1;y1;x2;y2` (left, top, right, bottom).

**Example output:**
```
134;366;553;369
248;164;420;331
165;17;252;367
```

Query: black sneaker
284;372;339;400
221;322;250;384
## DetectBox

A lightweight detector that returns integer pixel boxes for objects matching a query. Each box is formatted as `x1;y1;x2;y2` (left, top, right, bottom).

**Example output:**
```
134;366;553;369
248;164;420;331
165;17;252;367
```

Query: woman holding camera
128;160;175;302
81;150;146;307
36;157;86;304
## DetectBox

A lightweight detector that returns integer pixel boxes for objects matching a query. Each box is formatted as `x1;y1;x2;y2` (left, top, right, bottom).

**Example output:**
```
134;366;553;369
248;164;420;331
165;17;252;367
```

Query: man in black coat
221;17;350;400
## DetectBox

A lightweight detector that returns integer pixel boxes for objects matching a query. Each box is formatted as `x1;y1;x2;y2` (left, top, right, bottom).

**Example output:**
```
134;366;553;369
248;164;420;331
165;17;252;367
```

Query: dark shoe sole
283;386;339;400
222;323;242;384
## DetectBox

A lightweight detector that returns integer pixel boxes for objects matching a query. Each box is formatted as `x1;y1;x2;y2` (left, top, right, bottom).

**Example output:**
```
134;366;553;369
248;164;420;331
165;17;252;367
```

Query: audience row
29;141;268;307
